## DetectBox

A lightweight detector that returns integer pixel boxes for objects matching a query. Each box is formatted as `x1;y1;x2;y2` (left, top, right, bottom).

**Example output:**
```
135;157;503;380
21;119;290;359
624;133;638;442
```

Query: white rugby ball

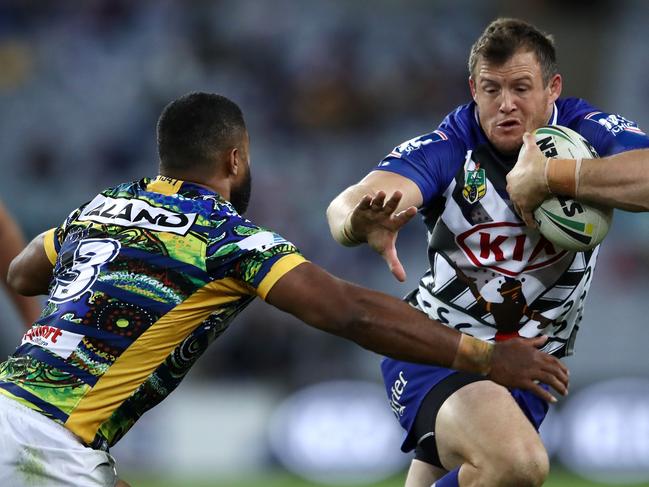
532;125;613;251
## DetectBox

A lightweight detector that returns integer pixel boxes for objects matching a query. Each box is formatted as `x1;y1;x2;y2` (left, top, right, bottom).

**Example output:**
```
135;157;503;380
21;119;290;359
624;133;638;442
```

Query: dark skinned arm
266;261;569;403
7;231;54;297
0;205;44;325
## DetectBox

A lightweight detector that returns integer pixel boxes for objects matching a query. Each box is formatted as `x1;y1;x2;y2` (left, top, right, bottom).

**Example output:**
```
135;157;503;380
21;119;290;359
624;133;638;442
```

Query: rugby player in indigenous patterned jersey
327;18;649;487
0;93;567;487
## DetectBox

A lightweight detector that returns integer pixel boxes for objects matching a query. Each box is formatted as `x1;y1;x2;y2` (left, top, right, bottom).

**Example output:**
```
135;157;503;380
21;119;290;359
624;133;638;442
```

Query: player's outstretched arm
266;261;569;403
0;203;43;325
7;231;54;297
507;133;649;225
326;171;421;282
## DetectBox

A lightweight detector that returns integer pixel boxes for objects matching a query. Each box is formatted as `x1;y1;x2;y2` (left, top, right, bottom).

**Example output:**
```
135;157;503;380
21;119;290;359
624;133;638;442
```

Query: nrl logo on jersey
462;164;487;204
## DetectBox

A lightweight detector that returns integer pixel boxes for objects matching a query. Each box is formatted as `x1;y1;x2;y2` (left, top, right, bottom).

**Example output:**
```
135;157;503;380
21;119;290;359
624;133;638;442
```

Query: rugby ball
532;125;612;251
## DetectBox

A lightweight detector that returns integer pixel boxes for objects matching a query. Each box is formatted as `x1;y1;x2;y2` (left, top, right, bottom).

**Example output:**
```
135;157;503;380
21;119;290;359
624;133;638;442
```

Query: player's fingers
393;206;418;227
543;353;569;376
527;335;549;348
512;202;524;219
527;381;558;404
538;371;568;397
370;191;386;210
356;194;373;211
541;362;569;391
522;210;537;228
382;191;403;214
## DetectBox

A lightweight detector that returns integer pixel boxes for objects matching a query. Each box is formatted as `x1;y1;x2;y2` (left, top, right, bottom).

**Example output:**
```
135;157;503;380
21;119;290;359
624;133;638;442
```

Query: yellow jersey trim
146;175;184;196
43;228;58;265
257;254;307;300
64;277;254;443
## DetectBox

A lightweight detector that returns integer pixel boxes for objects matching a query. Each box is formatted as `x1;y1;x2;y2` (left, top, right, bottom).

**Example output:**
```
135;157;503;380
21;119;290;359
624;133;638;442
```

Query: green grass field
123;469;649;487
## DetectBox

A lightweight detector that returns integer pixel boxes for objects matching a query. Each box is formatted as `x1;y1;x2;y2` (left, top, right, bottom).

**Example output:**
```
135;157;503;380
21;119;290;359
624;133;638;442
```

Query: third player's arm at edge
0;205;45;326
7;231;54;297
325;171;423;281
266;261;569;403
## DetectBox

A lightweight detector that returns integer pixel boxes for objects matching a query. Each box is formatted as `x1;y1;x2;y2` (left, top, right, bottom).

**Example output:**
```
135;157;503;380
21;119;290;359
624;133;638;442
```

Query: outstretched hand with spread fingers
348;190;418;282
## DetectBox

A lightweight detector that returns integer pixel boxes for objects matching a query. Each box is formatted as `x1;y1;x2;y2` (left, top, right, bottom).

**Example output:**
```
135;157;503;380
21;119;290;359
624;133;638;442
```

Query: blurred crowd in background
1;0;649;394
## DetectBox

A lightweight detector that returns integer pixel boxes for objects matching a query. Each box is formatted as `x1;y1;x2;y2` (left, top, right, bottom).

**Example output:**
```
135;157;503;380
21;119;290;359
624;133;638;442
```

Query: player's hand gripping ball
532;125;612;251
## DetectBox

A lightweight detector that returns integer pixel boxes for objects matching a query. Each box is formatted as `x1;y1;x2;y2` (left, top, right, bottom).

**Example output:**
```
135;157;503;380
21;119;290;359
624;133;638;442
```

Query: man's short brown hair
468;18;557;85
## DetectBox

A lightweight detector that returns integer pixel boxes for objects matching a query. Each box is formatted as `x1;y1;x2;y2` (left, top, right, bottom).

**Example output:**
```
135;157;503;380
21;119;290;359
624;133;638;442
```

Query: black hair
157;92;246;171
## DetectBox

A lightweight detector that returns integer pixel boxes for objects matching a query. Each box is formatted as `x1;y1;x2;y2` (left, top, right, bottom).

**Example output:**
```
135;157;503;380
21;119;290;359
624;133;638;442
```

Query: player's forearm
0;208;27;284
341;284;493;374
0;207;42;325
546;149;649;211
577;150;649;211
1;264;42;326
7;232;53;296
326;184;376;246
268;263;494;375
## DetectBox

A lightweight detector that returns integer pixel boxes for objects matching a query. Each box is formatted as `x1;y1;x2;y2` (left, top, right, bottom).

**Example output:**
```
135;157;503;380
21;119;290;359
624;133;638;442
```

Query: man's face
230;132;252;215
470;49;562;155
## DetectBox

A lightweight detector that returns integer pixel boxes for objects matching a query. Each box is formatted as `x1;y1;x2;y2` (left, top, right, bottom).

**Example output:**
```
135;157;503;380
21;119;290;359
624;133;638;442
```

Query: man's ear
547;73;562;104
469;77;477;101
226;147;239;177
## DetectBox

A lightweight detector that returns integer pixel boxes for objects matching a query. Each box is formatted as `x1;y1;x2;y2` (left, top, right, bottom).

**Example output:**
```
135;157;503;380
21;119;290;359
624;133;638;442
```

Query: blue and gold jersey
0;175;306;449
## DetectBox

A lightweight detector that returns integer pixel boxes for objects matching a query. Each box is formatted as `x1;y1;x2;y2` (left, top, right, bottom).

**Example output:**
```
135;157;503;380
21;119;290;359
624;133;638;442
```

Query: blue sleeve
577;111;649;156
374;130;462;208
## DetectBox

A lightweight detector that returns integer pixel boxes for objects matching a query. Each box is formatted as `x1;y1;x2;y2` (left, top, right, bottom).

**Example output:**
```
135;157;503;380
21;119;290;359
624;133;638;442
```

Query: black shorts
411;371;487;469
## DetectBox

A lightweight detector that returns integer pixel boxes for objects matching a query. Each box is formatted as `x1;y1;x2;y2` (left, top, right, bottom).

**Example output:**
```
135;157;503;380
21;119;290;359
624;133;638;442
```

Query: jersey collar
548;102;558;125
147;175;221;198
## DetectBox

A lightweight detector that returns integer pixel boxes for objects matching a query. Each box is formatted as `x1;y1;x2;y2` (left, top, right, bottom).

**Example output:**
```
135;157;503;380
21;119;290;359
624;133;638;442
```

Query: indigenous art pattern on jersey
0;176;305;450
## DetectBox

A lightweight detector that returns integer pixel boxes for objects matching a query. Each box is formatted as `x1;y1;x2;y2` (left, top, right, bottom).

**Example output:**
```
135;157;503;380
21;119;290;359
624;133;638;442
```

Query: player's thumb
384;246;406;282
523;211;538;229
522;132;536;149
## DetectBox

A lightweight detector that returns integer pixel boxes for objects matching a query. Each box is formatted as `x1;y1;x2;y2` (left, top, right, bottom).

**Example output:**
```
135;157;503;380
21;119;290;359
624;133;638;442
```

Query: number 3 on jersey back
50;239;121;304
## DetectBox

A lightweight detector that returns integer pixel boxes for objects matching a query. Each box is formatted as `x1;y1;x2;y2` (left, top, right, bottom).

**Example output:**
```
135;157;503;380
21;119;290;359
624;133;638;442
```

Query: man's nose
499;90;516;113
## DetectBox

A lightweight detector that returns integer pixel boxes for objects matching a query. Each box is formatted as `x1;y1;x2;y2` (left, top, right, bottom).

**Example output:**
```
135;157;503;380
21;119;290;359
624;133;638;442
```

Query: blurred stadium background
1;0;649;485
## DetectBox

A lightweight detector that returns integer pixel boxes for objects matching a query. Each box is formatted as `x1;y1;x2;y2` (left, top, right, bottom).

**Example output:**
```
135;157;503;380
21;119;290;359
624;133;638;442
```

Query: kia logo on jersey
456;222;568;276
